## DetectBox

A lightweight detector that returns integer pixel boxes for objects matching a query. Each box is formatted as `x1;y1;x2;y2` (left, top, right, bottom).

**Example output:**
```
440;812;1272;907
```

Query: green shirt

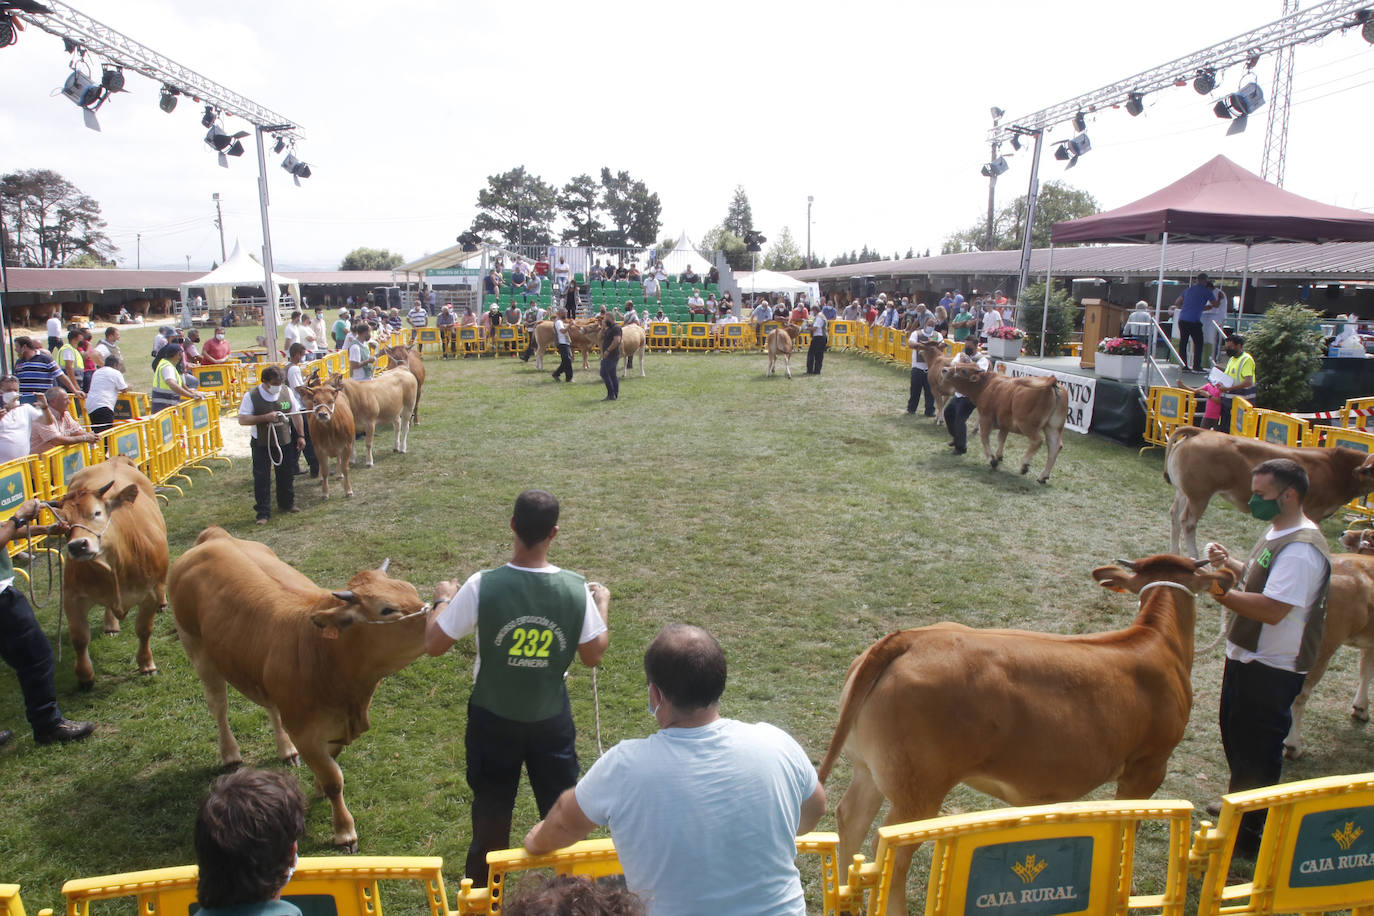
952;310;974;341
470;565;589;722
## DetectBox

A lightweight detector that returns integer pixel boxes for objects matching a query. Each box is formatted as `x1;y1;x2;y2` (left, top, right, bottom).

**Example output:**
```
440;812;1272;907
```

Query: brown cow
1164;428;1374;557
619;324;646;378
381;344;426;426
1283;539;1374;758
914;339;955;425
766;324;801;378
338;368;417;467
819;554;1234;916
530;319;600;371
170;526;430;851
300;381;354;499
941;362;1068;483
48;457;169;688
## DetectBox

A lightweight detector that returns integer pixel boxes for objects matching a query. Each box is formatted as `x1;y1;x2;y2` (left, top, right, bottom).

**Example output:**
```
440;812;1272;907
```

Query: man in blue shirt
194;769;306;916
1176;272;1218;372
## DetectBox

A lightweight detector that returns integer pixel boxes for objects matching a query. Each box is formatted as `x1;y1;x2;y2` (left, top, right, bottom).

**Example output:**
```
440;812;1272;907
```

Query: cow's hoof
321;493;329;501
78;679;95;692
1354;705;1370;722
345;490;354;498
1037;476;1050;485
103;626;120;636
282;752;301;767
335;839;359;854
1020;464;1030;475
1283;743;1304;760
138;665;158;676
365;461;374;468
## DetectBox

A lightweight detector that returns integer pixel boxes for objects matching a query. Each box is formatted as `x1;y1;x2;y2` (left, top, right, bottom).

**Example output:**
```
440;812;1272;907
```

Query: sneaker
255;517;268;526
35;719;95;745
0;729;12;748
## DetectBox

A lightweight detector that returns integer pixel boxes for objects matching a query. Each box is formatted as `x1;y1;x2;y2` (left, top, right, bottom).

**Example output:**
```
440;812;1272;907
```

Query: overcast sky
3;0;1373;272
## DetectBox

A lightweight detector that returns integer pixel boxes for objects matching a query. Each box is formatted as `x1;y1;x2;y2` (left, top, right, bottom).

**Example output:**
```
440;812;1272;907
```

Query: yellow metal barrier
112;391;150;422
830;319;855;349
844;800;1193;916
1;885;28;916
145;407;188;495
455;834;840;916
61;856;448;916
646;321;674;350
493;325;523;356
458;327;483;357
180;398;228;474
679;322;712;351
1230;395;1257;438
1254;409;1307;447
0;455;57;564
190;365;236;406
1341;397;1374;434
43;443;94;496
719;323;748;350
1188;771;1374;916
98;420;149;481
411;326;441;354
1142;386;1198;455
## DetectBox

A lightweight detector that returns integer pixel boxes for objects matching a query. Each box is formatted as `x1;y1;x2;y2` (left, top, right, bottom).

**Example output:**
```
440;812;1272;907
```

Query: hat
489;305;498;312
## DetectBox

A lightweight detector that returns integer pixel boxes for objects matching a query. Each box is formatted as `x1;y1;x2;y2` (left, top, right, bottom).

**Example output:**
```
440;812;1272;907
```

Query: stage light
281;153;312;181
205;124;249;152
100;65;124;92
201;104;215;128
1067;133;1091;156
744;230;766;252
1010;133;1022;151
1072;111;1086;132
1126;92;1145;116
1214;98;1233;118
61;68;102;108
158;85;178;113
1356;9;1374;42
1193;68;1216;94
1054;144;1071;162
980;156;1010;178
272;136;285;154
226;139;245;157
1213;81;1265;135
0;13;13;48
990;106;1004;121
457;231;481;252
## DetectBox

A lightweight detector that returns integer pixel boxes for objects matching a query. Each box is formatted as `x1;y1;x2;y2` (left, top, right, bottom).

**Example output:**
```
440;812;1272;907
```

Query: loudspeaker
849;277;863;300
865;277;877;298
388;287;403;310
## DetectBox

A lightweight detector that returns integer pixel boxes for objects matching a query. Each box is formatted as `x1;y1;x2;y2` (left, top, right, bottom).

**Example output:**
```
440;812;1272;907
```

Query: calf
300;381;355;499
915;339;955;425
766;324;801;379
941;362;1068;483
338;369;417;467
620;324;646;378
382;344;426;425
530;319;599;371
819;554;1233;916
1164;428;1374;557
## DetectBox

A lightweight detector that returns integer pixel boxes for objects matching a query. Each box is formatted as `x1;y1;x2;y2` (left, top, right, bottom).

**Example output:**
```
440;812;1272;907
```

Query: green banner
965;837;1093;916
426;267;482;277
1290;806;1374;888
0;469;25;514
61;450;85;483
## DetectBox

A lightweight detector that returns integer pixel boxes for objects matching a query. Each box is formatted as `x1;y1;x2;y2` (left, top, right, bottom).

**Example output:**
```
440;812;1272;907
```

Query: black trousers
599;357;619;399
1178;320;1204;370
908;366;935;415
1219;657;1306;856
807;335;827;374
89;406;115;435
0;585;62;735
944;396;976;452
552;343;573;381
250;432;297;520
464;696;579;886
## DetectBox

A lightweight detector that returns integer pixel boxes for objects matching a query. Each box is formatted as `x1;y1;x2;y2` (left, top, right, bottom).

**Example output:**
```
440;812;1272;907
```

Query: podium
1080;299;1131;369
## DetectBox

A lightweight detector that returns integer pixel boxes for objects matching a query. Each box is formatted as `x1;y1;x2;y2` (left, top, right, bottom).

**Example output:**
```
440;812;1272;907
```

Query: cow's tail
1163;426;1206;485
817;629;917;783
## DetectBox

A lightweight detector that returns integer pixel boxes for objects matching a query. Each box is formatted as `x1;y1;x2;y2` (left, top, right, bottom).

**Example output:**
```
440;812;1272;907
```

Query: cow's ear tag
321;625;340;640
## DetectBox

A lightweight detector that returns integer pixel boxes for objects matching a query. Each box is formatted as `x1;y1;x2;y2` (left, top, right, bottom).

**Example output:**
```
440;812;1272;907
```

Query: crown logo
1333;822;1364;851
1012;854;1048;884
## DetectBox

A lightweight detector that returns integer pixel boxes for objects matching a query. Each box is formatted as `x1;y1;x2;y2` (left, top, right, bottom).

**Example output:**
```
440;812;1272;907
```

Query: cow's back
622;325;645;355
1168;430;1369;516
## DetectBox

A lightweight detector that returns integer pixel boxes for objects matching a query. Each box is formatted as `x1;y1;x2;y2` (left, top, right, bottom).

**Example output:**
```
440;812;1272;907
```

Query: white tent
734;269;811;295
655;232;707;277
179;239;301;315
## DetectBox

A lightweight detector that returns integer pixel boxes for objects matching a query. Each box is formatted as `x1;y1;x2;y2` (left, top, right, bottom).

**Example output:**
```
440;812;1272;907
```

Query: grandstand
482;271;721;323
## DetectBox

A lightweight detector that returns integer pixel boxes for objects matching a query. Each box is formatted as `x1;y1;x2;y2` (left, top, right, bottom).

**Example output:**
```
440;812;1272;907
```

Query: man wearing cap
332;309;350;351
1175;272;1218;372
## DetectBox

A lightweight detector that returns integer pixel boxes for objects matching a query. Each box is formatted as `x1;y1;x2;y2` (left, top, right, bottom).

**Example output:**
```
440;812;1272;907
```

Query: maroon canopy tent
1042;156;1374;363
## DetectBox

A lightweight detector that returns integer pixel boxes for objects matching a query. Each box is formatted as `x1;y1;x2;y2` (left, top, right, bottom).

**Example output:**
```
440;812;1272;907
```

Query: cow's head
1340;528;1374;554
51;480;141;561
941;363;986;387
310;558;430;639
300;383;344;423
1090;554;1237;596
1355;456;1374;493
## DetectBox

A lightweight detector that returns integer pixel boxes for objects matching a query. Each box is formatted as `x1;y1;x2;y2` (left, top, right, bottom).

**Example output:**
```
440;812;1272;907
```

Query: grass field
2;341;1371;913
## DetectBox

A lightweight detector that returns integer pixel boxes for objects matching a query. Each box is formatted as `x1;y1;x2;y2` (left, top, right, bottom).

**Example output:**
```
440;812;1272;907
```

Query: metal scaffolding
990;0;1373;302
1262;0;1301;186
16;0;307;356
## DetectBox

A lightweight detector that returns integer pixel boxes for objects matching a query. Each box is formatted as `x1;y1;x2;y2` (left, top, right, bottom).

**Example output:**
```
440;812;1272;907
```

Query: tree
557;173;602;245
339;247;405;270
469;166;557;249
62;251;115;268
942;180;1099;254
1018;281;1077;357
598;168;661;248
1;169;115;267
723;186;753;238
1246;303;1325;410
699;224;750;271
656;236;677;258
762;227;802;271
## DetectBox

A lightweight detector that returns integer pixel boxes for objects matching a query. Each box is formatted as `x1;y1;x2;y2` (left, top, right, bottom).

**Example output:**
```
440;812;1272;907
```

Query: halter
1137;579;1195;600
39;498;111;541
363;602;431;625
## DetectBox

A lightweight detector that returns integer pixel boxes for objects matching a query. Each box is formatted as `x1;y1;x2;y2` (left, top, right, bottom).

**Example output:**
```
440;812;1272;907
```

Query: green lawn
1;346;1370;913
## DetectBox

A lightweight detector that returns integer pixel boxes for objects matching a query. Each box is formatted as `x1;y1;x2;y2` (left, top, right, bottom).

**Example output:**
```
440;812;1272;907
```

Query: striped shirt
16;354;62;395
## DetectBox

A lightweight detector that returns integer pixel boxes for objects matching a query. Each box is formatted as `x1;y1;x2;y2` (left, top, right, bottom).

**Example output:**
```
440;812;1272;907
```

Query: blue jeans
599;357;619;399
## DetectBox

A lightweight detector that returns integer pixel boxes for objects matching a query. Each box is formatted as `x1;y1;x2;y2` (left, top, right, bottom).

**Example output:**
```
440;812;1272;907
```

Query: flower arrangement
1097;336;1147;355
987;326;1026;340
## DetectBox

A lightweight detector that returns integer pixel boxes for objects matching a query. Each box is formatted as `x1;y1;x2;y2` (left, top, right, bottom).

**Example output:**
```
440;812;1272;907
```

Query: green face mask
1249;493;1282;521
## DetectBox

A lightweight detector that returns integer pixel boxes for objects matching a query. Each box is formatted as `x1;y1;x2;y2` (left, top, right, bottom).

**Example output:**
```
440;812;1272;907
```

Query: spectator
642;270;660;304
202;327;232;364
750;298;773;340
933;305;950;335
331;309;350;351
485;268;501;298
511;260;528;288
86;356;128;435
502;875;644;916
30;386;96;455
623;302;642;327
311;308;328;351
116;307;132;324
706;263;719;285
505;301;523;329
387;308;403;333
283;311;303;350
907;321;943;417
15;337;77;397
56;330;83;391
0;495;94;748
588;261;605;282
183;329;204;367
45;313;62;353
152;325;171;356
625;264;641;283
614;263;629;281
524;272;543;299
348;324;375;380
193;768;306;916
150;344;202;413
285;344;318;479
524;624;825;916
94;327;122;366
944;337;988;455
980;301;1004;343
680;265;700;285
1175;272;1218;372
238;365;302;526
0;378;47;463
407;301;429;350
423;489;610;887
437;304;457;360
864;300;878;325
653;307;667;323
1202;283;1229;364
599;313;622;401
553;256;572;294
841;299;859;321
1215;332;1257;432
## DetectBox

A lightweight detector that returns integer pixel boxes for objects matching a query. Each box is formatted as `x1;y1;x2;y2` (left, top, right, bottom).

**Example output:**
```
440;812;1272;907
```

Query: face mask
265;385;282;399
1;391;17;407
284;852;298;885
1249;493;1282;521
647;691;659;720
215;333;225;340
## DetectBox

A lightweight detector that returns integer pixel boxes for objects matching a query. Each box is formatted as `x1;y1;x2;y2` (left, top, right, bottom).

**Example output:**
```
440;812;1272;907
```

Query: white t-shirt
1226;518;1329;671
434;564;606;679
86;367;129;414
688;295;704;308
576;719;815;916
0;404;42;463
554;262;571;281
237;384;301;441
286;363;306;393
643;276;659;294
982;309;1003;334
909;330;943;368
348;342;371;380
46;317;61;338
812;313;827;337
284;323;300;346
312;316;328;344
555;318;569;346
408;307;428;327
298;323;317;348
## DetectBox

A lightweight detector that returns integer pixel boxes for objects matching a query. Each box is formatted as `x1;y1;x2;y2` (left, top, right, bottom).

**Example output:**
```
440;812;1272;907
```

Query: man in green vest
1214;332;1257;433
1205;458;1331;858
424;489;610;887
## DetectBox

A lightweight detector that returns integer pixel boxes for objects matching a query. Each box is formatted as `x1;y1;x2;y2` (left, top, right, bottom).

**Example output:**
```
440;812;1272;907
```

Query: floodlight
273;135;285;154
1072;111;1086;132
457;231;482;252
990;106;1005;121
1010;133;1021;151
980;156;1010;178
205;124;249;152
226;140;245;157
1213;81;1265;135
0;13;14;48
1357;9;1374;42
744;230;766;252
158;85;178;113
281;153;311;181
100;65;124;92
1126;92;1145;116
1067;133;1091;156
1214;98;1234;119
1054;143;1072;162
201;104;215;128
1193;68;1216;94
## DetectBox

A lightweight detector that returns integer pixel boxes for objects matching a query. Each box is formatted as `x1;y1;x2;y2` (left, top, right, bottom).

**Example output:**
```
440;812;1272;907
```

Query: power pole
136;232;140;269
986;108;1003;251
1262;0;1300;186
212;192;227;261
806;196;813;269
